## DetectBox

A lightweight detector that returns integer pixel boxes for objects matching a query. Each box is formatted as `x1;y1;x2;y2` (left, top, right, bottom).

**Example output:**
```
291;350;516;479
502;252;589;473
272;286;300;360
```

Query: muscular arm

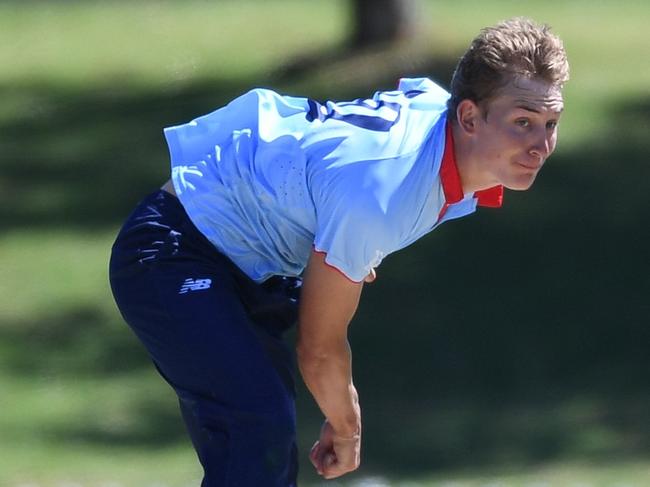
296;250;364;478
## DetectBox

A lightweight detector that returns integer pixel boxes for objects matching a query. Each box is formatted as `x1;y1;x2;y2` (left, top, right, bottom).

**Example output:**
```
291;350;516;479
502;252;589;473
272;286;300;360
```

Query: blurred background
1;1;648;486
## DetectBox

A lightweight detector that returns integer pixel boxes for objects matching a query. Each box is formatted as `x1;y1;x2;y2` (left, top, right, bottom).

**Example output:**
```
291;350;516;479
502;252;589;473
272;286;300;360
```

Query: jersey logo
305;98;401;132
179;278;212;294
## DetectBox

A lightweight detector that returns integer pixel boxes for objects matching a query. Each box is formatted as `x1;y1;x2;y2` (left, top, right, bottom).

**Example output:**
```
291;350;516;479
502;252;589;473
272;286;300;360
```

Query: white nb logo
179;278;212;294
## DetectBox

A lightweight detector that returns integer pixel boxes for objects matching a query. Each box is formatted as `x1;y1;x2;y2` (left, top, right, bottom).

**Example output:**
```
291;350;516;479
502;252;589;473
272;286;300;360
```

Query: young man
109;17;568;486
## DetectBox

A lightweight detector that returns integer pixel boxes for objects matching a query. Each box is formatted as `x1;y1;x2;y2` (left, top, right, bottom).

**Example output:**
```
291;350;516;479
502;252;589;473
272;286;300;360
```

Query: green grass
404;460;650;487
1;373;200;487
1;0;647;149
0;0;349;87
1;240;648;483
1;1;649;486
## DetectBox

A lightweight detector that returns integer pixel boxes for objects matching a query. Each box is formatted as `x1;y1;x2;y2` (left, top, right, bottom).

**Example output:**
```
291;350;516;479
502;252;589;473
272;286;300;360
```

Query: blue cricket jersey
164;78;502;282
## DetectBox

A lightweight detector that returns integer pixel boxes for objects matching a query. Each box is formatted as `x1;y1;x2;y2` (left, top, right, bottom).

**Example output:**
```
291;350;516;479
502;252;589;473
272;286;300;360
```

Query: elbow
296;341;329;372
296;337;349;377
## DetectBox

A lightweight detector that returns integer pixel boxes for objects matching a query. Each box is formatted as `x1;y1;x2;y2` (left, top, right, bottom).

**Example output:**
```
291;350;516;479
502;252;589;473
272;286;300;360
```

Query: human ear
456;99;480;135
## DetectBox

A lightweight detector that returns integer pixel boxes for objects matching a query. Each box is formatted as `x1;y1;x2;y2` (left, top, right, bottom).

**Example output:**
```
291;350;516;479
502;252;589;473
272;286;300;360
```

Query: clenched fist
309;420;361;479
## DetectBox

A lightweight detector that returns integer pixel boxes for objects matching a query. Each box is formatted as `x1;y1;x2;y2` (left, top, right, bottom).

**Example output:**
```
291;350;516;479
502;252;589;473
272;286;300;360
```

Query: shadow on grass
271;40;459;97
0;306;191;447
0;78;248;230
355;393;650;479
0;305;150;377
45;387;190;449
0;45;459;232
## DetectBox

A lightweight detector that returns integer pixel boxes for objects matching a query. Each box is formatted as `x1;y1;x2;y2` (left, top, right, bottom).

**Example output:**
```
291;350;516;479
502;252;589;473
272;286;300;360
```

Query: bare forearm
297;338;360;437
298;250;364;478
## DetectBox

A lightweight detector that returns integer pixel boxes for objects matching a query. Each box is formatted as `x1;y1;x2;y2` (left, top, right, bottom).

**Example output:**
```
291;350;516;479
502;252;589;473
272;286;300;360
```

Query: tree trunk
351;0;418;48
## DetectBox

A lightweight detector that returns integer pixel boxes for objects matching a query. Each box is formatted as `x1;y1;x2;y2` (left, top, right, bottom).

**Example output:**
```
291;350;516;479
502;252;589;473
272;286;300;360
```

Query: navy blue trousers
109;190;300;486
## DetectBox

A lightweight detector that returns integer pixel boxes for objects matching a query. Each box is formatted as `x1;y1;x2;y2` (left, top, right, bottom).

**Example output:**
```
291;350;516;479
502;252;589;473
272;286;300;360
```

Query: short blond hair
448;17;569;120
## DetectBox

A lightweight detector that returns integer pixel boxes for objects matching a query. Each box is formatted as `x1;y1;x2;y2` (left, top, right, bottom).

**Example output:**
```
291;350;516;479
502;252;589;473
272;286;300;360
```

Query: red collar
440;122;504;208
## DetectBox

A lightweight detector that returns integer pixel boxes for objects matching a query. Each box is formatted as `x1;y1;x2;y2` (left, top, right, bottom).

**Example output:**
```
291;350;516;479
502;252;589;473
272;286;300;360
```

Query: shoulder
230;87;310;120
397;77;449;95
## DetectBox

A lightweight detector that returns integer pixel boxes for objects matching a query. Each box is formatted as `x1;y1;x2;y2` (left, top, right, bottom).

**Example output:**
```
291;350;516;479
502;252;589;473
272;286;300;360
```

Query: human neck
450;120;495;194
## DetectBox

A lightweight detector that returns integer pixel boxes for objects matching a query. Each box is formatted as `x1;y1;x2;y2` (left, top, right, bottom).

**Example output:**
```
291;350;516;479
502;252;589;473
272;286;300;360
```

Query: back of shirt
165;78;450;282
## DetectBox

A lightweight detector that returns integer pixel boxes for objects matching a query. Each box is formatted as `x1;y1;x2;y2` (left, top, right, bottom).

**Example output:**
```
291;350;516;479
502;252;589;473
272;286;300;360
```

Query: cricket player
109;17;569;486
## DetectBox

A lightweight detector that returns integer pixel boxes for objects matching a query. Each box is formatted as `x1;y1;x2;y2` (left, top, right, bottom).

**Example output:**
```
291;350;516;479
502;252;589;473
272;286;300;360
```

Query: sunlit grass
1;373;199;487
336;460;650;487
0;0;349;87
0;230;117;318
410;460;650;487
2;0;648;150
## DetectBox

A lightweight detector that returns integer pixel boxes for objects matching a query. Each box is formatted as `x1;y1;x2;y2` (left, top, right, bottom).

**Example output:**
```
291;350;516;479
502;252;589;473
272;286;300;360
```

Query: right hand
309;420;361;479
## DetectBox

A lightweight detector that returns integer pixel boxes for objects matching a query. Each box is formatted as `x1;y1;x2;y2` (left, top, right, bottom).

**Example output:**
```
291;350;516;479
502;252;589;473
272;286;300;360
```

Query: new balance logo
179;278;212;294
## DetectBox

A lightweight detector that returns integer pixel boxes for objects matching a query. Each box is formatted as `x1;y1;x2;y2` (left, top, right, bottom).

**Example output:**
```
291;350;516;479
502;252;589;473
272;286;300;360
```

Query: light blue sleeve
308;78;449;282
397;77;447;94
164;89;261;168
164;88;314;163
313;181;398;282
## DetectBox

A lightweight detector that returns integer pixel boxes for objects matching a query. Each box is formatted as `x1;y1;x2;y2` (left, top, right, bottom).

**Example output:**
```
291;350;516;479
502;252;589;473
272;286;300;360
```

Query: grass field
1;1;649;486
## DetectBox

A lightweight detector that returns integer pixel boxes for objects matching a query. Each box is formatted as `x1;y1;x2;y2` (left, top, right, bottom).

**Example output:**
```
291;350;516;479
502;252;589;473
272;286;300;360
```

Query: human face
475;76;564;191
